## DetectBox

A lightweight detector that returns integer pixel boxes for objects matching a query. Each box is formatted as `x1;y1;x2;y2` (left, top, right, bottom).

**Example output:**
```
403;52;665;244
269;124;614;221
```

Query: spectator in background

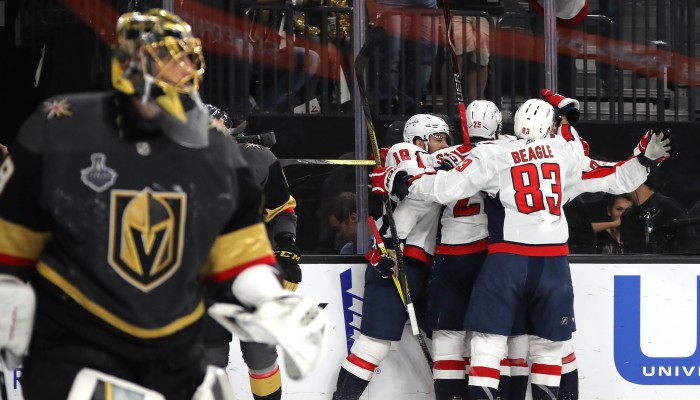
619;172;699;254
444;0;504;104
528;0;589;97
371;0;438;115
328;192;358;254
592;193;634;254
564;195;596;253
232;0;321;113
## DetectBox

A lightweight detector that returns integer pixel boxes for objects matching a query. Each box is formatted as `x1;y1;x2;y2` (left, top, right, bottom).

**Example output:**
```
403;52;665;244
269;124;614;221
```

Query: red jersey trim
488;242;569;256
435;239;488;255
0;253;37;268
403;245;433;266
202;254;278;284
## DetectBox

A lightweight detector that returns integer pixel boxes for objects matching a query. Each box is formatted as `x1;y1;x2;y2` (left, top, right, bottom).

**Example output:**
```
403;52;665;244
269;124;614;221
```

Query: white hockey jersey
430;145;489;255
377;142;441;265
406;136;648;256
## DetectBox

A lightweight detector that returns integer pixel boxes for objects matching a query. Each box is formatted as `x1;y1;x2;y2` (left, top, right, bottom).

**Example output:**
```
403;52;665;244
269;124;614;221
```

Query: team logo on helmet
108;188;186;292
43;98;73;119
80;153;118;193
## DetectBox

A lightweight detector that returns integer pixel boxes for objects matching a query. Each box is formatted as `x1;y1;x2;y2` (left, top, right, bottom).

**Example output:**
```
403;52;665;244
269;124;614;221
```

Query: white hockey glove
209;294;327;380
192;365;235;400
67;368;166;400
634;129;675;168
0;274;36;369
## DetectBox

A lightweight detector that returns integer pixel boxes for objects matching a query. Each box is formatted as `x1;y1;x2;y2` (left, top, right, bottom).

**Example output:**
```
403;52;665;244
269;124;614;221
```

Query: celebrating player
372;98;673;400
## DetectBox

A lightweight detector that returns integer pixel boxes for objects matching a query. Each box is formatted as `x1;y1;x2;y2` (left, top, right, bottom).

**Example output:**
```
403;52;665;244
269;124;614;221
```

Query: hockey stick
440;0;470;147
368;217;433;367
278;159;376;167
355;26;422;338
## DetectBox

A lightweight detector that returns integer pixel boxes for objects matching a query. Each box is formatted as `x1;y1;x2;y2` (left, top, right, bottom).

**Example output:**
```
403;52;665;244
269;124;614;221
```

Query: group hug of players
332;92;674;400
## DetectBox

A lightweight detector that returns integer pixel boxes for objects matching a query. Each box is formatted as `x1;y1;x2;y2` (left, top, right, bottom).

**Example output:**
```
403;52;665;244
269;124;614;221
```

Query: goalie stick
355;27;426;351
440;0;471;148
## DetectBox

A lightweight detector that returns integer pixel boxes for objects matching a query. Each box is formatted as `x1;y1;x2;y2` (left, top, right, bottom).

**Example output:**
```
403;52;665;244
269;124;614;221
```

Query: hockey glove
541;88;580;125
635;129;675;168
0;275;36;369
275;234;302;292
366;248;397;278
370;166;410;200
369;147;390;167
437;144;471;171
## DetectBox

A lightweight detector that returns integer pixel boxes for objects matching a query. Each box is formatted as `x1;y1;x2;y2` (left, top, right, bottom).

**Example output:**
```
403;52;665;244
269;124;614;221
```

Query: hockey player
332;114;449;400
0;9;324;400
372;99;674;400
205;104;302;400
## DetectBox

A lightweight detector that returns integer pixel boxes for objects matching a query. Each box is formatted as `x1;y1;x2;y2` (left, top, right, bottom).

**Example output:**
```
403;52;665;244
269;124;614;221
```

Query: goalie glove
274;233;302;292
208;295;327;380
635;129;675;168
366;248;397;278
0;274;36;369
541;88;580;125
370;166;410;200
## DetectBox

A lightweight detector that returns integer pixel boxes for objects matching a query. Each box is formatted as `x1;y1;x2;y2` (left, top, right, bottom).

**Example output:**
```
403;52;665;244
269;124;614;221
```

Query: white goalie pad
67;368;165;400
191;365;235;400
208;295;328;380
0;275;36;369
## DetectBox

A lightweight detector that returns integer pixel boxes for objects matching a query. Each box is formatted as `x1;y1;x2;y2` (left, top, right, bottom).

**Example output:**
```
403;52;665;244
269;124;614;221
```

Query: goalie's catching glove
370;166;410;200
0;275;36;369
366;248;397;278
541;88;580;125
634;129;675;168
274;233;302;291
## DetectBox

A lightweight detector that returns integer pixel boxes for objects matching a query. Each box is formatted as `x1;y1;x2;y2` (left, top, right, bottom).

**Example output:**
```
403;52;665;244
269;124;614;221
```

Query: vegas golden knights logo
108;189;186;292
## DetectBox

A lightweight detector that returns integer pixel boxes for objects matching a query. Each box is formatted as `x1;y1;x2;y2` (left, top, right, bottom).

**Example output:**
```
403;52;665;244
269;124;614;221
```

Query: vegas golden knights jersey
0;92;276;356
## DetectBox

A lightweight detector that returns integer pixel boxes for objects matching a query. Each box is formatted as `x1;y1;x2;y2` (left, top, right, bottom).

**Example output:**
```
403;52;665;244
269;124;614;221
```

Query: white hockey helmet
403;114;450;150
467;100;502;140
513;99;557;140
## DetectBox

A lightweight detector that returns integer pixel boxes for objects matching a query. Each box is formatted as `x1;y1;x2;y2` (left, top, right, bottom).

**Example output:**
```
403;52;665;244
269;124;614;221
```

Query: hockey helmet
112;9;205;122
403;114;450;151
466;100;502;140
513;99;557;140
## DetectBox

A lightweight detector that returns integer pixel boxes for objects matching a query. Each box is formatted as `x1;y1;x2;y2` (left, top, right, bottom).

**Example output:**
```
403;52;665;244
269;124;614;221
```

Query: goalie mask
112;9;205;125
467;100;502;140
513;99;557;140
403;114;450;151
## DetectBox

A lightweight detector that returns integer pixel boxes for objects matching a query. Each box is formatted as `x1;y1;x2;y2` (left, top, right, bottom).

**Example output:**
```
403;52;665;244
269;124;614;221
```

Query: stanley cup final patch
81;153;118;193
108;188;187;292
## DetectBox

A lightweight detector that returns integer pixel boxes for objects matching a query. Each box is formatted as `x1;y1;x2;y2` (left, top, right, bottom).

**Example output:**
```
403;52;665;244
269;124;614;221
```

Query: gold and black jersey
0;92;276;354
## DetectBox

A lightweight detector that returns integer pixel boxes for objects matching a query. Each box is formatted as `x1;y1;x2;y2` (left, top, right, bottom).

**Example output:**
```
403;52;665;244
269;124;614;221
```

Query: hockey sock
508;357;529;400
557;352;578;400
332;364;371;400
434;359;467;400
249;365;282;400
497;358;511;400
529;336;562;400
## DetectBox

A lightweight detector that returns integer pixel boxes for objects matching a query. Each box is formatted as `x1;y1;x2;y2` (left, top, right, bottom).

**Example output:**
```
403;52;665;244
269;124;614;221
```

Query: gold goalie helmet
112;9;205;123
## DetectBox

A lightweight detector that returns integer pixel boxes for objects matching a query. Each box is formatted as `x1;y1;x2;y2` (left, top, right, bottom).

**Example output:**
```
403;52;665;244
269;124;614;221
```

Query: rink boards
5;261;700;400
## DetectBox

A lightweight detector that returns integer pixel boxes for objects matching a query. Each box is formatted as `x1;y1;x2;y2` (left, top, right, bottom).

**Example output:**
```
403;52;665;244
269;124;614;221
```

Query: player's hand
369;147;390;167
274;234;302;291
636;129;675;168
370;166;409;200
366;248;396;278
541;88;580;125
